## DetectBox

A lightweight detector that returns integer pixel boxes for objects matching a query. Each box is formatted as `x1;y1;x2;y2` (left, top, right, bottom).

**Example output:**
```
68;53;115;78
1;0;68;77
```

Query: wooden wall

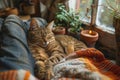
94;27;117;59
113;16;120;65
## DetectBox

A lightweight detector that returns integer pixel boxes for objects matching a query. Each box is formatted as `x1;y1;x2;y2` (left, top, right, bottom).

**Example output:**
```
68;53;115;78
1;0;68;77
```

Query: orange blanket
0;48;120;80
0;69;38;80
52;48;120;80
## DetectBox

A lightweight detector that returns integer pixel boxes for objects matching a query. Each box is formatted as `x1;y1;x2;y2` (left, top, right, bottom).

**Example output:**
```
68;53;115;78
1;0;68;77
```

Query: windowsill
82;22;117;49
95;25;115;35
82;22;115;35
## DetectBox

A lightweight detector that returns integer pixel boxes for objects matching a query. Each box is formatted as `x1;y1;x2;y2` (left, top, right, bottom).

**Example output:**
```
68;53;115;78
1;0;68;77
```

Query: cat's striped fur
27;18;87;80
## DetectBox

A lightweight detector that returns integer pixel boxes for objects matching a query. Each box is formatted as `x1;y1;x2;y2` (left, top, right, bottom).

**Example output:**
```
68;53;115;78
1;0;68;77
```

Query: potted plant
54;3;83;37
67;12;84;39
52;26;66;35
54;3;70;29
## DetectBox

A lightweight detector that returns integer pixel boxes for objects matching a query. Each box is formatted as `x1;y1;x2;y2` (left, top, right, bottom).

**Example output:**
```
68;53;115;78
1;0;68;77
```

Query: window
68;0;76;10
96;0;116;32
78;0;93;22
69;0;93;22
69;0;117;33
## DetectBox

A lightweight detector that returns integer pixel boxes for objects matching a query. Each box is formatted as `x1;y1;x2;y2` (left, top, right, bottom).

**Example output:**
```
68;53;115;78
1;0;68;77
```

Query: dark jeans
0;15;35;74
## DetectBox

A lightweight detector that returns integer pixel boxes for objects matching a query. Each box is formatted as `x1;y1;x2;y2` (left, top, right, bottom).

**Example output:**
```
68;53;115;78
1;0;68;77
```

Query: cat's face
38;27;55;48
28;19;55;47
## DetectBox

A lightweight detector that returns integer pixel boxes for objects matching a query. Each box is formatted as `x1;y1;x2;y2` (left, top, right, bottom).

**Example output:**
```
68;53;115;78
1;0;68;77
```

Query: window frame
75;0;115;34
75;0;98;27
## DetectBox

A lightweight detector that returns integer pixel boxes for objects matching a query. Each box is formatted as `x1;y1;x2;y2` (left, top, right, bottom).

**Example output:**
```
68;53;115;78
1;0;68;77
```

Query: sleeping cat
27;18;87;80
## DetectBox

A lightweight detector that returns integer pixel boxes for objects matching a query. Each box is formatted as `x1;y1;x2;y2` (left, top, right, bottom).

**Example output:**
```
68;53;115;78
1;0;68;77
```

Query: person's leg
0;15;35;74
0;18;4;45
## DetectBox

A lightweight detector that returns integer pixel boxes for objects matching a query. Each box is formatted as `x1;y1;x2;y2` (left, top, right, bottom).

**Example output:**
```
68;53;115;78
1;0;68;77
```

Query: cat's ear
29;18;39;31
47;20;54;30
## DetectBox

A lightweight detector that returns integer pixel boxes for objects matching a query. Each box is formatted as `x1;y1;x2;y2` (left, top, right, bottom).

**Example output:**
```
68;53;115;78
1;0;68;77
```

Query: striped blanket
0;48;120;80
52;48;120;80
0;69;38;80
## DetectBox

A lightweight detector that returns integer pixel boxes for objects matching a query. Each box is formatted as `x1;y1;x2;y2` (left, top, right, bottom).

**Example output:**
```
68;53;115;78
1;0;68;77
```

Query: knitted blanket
0;48;120;80
52;48;120;80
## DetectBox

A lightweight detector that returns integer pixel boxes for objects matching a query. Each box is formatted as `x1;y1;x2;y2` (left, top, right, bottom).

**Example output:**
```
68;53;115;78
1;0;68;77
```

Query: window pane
68;0;76;10
79;0;93;22
69;0;93;23
96;0;116;32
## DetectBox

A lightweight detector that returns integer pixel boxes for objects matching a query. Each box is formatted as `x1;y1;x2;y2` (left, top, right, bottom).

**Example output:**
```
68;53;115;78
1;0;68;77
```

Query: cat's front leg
35;61;46;80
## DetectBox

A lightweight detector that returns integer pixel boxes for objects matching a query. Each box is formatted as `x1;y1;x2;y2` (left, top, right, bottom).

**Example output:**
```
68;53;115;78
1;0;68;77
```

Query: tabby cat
27;18;87;80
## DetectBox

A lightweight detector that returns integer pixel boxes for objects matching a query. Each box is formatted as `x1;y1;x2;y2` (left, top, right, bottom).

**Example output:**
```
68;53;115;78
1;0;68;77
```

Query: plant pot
67;28;80;40
52;27;66;35
80;30;99;47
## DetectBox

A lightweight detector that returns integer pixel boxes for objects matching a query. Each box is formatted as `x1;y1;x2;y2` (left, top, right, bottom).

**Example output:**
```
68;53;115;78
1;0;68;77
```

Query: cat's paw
34;61;46;79
48;54;65;64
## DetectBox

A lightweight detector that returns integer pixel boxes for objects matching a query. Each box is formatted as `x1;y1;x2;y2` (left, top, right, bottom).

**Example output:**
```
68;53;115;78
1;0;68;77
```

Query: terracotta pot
67;28;80;40
80;30;99;47
52;27;66;35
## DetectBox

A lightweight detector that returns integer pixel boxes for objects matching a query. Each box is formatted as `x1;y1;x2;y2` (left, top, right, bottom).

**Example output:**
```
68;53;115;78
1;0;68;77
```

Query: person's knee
2;14;28;33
